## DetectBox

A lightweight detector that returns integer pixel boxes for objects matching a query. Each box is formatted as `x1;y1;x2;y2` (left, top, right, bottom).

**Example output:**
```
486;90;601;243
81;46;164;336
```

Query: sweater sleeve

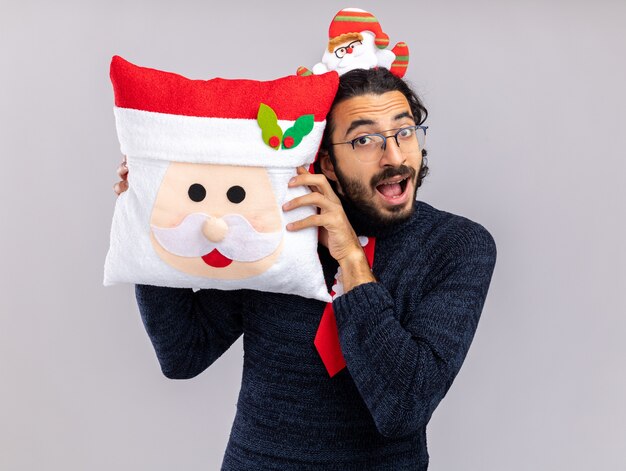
134;284;246;380
333;224;497;438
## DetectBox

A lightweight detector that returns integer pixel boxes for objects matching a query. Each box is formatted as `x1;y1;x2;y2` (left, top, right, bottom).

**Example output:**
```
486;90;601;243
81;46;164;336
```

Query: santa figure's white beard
151;212;283;262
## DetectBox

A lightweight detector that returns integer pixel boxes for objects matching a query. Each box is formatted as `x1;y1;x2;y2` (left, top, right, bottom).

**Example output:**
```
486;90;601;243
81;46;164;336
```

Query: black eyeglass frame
333;40;363;58
330;125;428;152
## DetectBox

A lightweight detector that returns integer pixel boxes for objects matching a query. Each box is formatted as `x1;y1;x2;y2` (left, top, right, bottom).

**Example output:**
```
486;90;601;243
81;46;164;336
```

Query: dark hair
317;67;429;186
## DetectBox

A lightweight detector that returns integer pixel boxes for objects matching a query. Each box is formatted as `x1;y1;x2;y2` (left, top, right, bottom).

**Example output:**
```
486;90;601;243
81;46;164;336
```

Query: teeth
379;177;407;186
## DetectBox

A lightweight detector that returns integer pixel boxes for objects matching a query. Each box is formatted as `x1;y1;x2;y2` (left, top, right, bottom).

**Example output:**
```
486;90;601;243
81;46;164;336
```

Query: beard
332;162;420;237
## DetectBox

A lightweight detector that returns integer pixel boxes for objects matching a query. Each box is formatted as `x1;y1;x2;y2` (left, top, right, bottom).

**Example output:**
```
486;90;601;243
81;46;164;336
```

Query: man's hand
113;156;128;196
283;166;376;292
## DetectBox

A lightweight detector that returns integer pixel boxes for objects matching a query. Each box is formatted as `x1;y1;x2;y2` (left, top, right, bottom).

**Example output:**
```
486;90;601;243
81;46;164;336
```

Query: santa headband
110;56;339;168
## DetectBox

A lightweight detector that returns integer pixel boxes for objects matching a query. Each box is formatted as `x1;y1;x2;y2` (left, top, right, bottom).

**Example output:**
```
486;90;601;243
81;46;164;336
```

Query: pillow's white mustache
151;213;283;262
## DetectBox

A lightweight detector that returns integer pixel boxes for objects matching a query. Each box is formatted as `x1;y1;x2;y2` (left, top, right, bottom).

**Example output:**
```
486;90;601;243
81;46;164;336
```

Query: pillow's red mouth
201;249;233;268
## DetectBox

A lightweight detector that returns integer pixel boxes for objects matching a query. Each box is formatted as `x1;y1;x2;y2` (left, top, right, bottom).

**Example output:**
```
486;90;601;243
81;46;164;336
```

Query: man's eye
227;185;246;204
354;136;375;147
398;127;415;139
188;183;206;202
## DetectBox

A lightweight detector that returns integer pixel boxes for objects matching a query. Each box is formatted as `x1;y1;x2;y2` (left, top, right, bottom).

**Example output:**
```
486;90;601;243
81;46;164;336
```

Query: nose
379;137;405;167
346;47;353;54
202;217;228;242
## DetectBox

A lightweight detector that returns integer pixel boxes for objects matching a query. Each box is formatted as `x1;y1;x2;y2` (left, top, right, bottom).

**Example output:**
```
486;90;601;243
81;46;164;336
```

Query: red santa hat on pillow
110;56;338;169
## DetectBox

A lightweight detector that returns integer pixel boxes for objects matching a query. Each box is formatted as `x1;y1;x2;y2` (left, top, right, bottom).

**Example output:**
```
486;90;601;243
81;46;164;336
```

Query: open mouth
375;175;411;204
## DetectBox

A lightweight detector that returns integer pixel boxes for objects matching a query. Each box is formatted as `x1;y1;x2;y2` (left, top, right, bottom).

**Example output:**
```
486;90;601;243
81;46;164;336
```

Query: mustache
370;165;417;188
151;213;283;263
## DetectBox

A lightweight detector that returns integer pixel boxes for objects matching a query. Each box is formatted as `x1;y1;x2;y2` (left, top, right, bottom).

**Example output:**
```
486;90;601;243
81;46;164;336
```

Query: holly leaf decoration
257;103;283;150
282;114;314;149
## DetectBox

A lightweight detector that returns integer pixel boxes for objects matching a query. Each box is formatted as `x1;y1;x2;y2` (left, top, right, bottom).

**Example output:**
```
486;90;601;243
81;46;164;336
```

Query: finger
295;166;327;193
117;164;129;180
286;214;326;231
283;192;336;212
113;180;129;196
289;171;336;197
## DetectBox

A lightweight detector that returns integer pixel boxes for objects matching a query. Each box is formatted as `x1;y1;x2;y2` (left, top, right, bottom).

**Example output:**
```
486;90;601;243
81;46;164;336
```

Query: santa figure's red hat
327;8;390;50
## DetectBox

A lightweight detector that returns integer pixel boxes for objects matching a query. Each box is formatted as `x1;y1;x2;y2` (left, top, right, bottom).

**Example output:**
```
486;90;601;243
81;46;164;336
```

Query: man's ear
319;150;338;182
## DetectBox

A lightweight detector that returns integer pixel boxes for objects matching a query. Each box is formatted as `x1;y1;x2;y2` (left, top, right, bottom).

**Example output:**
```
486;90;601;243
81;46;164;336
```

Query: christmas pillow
104;56;338;302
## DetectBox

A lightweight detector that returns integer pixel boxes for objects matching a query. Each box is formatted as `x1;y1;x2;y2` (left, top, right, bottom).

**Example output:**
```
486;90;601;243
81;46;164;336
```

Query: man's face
322;91;423;225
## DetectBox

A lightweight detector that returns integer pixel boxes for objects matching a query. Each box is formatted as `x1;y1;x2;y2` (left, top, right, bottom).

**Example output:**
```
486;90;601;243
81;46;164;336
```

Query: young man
113;68;496;470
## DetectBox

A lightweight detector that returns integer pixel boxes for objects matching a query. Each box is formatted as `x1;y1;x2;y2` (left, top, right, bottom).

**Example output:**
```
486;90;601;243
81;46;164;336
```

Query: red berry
283;136;295;148
269;136;280;148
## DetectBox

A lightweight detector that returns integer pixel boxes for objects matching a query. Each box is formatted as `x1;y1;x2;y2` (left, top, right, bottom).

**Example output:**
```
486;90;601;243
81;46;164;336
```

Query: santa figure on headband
297;7;409;78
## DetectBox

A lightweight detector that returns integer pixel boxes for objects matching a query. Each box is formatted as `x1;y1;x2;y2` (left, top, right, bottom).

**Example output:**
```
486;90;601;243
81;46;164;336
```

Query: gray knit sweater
135;200;497;470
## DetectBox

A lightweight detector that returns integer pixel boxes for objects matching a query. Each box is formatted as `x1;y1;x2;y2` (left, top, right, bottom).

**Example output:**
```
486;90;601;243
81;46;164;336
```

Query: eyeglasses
330;125;428;163
334;40;362;58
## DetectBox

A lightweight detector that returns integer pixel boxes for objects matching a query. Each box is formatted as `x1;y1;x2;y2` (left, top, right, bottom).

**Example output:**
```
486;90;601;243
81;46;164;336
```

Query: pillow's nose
202;217;228;242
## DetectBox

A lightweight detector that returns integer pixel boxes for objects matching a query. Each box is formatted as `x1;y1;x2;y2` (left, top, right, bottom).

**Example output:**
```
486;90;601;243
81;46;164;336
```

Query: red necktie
314;236;376;377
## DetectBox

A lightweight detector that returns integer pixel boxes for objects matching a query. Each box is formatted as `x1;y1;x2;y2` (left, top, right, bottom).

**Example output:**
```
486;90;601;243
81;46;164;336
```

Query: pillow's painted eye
188;183;206;202
226;185;246;204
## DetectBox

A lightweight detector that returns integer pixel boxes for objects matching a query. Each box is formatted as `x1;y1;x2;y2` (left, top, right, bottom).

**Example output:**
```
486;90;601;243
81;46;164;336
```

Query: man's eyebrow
345;119;375;137
394;111;415;122
344;112;416;137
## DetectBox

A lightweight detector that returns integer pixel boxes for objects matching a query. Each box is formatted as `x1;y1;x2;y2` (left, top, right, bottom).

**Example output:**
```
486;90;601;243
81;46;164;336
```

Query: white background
1;1;624;469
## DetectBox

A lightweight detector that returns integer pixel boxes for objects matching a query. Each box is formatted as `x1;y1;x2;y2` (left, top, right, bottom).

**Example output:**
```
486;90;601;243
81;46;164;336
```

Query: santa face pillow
104;56;338;302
